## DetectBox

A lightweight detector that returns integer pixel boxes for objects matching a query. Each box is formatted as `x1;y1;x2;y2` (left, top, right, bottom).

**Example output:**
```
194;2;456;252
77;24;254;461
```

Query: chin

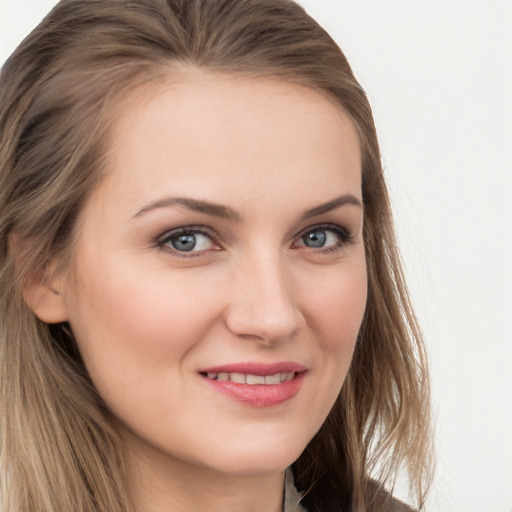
198;434;308;476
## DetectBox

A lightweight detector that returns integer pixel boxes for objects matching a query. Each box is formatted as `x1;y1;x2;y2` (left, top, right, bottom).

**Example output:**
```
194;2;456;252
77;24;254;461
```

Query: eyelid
292;223;355;249
155;225;222;255
154;222;355;257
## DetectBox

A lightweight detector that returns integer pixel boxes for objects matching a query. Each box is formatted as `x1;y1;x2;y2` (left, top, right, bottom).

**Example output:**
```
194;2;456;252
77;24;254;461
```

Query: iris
303;230;327;248
171;233;197;251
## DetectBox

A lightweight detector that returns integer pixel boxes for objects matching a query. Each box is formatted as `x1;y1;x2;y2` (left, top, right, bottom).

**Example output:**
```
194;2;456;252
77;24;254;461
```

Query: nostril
224;269;302;343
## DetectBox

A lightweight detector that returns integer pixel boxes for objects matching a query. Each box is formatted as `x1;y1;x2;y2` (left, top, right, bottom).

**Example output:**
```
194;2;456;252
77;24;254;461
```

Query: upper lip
198;362;307;376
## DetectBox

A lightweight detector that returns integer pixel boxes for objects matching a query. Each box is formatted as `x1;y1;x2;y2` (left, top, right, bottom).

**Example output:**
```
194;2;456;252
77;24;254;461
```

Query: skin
41;72;367;512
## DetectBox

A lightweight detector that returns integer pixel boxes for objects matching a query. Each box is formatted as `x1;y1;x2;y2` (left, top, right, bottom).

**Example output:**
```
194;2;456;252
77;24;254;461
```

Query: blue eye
297;226;351;250
159;229;216;253
302;230;328;248
171;233;197;252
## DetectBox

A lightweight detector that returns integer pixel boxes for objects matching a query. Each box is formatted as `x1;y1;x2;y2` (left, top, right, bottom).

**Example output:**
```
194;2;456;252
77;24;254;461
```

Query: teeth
205;372;295;385
264;374;281;385
246;374;266;385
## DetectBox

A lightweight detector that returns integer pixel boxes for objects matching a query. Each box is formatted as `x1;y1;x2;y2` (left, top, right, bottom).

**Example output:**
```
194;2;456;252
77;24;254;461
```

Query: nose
224;251;302;345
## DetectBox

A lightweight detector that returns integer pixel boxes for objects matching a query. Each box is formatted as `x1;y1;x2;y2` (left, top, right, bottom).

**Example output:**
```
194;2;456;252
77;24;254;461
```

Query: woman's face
58;73;367;476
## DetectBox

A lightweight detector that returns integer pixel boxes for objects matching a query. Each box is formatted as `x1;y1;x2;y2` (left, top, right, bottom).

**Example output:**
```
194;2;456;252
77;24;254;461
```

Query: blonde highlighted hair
0;1;434;510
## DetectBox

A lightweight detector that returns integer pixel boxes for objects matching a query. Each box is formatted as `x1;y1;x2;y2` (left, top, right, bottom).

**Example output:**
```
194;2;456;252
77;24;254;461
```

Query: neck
124;434;286;512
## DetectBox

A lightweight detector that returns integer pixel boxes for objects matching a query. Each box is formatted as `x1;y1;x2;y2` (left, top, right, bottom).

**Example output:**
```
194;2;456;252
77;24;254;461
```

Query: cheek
294;259;367;435
65;259;224;389
305;261;367;354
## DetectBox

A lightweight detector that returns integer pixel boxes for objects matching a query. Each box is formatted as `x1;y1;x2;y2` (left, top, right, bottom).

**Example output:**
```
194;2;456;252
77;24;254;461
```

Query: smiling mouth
199;365;306;407
200;371;296;385
198;362;307;406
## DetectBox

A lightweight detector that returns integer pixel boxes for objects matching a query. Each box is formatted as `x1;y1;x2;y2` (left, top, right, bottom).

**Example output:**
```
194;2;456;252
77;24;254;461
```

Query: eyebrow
301;194;363;219
133;194;363;221
133;197;243;222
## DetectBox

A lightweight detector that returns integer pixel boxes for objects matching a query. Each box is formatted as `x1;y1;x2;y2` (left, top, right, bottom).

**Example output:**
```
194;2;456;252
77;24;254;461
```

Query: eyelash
156;226;221;257
294;223;355;253
155;223;355;257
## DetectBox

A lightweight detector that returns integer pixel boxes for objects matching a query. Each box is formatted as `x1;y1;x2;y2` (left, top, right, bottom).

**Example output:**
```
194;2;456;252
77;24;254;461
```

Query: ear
9;232;69;324
23;275;69;324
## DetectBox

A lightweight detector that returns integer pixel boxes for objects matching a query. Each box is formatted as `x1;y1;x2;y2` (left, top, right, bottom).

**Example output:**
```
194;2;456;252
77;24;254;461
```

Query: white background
1;1;511;511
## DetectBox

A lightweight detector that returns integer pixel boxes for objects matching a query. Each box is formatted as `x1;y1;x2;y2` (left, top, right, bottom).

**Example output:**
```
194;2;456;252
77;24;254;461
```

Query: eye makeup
153;221;356;259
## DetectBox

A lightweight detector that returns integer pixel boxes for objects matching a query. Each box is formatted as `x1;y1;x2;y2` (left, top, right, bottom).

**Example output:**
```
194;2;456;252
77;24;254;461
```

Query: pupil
172;234;196;252
304;230;326;248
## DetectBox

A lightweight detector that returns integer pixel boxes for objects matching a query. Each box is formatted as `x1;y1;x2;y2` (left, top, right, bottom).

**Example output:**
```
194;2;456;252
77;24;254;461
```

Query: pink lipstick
199;362;306;407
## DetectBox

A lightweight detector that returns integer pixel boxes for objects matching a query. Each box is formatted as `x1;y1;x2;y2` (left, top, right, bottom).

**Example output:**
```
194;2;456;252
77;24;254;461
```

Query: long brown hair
0;1;434;510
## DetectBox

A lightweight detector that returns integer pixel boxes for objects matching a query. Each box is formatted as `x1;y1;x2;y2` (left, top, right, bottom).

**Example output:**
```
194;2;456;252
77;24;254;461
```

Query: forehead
95;71;362;215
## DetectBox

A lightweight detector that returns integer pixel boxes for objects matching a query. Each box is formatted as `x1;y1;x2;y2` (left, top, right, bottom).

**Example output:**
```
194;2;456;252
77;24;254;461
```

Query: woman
0;0;434;511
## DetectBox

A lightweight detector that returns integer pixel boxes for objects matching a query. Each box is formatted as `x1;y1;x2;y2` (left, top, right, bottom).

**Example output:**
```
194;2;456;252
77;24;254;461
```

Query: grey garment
283;469;307;512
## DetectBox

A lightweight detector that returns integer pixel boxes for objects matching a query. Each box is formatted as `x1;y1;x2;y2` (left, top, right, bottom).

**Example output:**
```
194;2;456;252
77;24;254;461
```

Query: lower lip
202;373;305;407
